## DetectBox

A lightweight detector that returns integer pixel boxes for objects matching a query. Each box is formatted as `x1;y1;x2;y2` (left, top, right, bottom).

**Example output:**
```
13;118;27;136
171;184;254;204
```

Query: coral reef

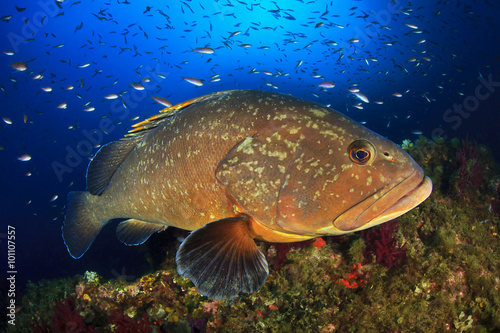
6;136;500;332
106;311;153;333
268;239;314;270
455;136;484;198
31;296;95;333
362;219;407;269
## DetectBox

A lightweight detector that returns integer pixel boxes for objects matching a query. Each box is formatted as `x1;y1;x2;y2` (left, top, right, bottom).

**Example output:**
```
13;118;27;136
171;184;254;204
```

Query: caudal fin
62;191;105;259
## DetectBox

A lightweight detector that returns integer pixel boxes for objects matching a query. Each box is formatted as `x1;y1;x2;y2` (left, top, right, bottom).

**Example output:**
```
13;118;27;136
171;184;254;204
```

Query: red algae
362;219;407;269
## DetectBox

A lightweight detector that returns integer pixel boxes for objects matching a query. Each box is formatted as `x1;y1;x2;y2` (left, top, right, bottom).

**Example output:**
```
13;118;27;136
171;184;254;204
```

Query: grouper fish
62;89;432;300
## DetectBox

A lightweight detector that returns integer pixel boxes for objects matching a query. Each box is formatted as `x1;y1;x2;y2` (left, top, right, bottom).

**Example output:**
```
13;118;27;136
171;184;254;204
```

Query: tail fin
62;191;105;259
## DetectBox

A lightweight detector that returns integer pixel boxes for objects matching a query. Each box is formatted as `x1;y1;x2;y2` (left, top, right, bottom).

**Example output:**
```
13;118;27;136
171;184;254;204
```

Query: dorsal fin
86;136;143;195
125;90;236;138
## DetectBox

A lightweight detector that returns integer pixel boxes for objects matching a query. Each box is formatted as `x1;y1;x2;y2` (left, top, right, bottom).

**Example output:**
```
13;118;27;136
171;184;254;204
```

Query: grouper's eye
348;140;375;165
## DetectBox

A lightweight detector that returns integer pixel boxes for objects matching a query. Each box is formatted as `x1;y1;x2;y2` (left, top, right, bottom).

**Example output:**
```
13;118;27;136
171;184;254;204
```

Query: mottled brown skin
85;90;429;242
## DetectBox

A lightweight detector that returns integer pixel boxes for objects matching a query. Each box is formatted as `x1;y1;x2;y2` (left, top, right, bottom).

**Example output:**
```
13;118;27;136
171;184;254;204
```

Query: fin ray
125;90;236;138
176;216;268;300
86;136;143;195
62;191;105;259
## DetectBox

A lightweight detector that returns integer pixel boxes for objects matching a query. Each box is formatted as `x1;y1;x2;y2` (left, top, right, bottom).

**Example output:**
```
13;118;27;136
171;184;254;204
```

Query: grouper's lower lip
371;175;433;224
332;169;433;232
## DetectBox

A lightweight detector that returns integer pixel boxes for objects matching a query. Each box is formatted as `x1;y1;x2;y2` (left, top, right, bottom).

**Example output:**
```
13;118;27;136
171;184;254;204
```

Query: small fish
348;38;360;43
77;63;90;68
84;107;95;112
74;22;83;33
353;92;369;103
3;50;14;55
183;77;204;86
392;92;403;97
152;96;172;107
2;117;12;124
318;82;335;89
193;47;215;54
131;83;145;90
57;103;68;109
62;90;432;300
18;154;32;161
422;94;431;103
11;61;27;71
51;195;59;202
104;94;119;100
404;23;419;29
412;130;423;135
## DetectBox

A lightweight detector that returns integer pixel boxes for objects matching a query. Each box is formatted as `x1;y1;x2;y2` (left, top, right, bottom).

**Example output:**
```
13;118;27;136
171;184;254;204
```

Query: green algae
6;136;500;333
347;237;365;264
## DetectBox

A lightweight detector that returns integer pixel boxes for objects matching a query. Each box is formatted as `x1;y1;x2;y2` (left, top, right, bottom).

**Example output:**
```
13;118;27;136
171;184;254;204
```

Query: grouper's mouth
331;168;433;232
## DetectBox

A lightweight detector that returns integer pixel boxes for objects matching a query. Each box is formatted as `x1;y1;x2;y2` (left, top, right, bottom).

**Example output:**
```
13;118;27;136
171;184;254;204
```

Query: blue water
1;0;499;291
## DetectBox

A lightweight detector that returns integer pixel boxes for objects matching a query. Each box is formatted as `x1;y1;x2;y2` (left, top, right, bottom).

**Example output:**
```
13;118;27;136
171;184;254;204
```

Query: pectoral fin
176;215;268;300
116;219;166;245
